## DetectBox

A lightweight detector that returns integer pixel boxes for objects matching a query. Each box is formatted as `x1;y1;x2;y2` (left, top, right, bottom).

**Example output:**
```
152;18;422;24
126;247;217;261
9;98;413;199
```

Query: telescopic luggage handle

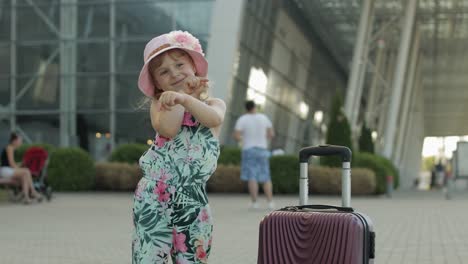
298;145;352;207
299;145;351;163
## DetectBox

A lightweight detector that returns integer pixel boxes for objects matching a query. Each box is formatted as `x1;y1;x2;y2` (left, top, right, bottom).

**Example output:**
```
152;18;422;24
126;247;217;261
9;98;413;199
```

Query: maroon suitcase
258;145;375;264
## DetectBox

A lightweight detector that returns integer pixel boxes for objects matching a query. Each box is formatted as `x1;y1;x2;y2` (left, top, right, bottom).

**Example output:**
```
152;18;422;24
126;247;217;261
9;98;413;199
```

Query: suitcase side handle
299;145;351;163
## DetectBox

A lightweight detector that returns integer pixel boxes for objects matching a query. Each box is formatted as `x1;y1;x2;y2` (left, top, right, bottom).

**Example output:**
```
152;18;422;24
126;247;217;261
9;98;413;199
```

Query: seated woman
0;133;43;204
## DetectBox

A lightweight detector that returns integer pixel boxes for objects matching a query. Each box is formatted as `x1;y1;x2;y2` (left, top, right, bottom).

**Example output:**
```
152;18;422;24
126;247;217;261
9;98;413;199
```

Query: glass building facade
223;0;346;153
0;0;346;158
0;0;215;159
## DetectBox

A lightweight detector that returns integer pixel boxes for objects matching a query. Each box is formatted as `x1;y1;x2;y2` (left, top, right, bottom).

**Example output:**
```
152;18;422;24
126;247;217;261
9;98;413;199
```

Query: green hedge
95;162;142;191
321;95;354;167
14;143;55;162
207;165;245;193
218;146;241;165
353;152;396;194
207;155;377;195
375;155;399;189
309;166;376;195
48;147;95;191
109;143;148;164
270;155;299;194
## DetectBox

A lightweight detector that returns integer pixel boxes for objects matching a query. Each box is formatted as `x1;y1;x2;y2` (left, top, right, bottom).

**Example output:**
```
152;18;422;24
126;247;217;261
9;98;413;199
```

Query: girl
0;133;43;204
132;31;226;264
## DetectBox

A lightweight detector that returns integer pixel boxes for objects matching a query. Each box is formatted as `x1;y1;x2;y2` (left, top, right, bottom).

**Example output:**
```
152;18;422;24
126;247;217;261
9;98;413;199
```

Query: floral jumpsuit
132;112;220;264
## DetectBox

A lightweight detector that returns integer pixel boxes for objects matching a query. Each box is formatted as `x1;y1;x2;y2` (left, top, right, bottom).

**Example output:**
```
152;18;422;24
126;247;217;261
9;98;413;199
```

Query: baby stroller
22;146;53;201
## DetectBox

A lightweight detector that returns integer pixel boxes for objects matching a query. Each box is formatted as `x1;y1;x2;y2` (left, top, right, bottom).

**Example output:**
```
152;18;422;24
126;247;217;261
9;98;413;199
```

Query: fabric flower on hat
168;30;204;56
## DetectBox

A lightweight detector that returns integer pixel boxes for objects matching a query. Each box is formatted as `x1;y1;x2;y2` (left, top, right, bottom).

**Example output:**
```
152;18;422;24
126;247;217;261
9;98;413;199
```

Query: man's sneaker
267;201;275;210
249;202;260;210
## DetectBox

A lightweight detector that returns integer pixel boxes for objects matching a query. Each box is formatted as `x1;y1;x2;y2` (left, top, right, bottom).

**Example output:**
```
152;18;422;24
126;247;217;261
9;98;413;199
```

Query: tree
320;95;353;167
358;122;374;153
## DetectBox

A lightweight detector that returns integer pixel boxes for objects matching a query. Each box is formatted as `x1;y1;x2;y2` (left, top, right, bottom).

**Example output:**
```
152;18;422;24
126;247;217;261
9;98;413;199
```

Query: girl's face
149;50;196;94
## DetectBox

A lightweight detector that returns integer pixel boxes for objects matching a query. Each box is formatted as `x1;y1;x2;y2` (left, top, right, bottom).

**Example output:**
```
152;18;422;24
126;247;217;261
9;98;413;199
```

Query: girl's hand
183;76;209;99
159;91;187;111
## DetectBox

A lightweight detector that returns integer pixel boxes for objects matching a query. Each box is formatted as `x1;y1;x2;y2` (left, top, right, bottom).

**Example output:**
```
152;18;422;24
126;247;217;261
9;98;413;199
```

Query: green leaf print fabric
132;112;219;264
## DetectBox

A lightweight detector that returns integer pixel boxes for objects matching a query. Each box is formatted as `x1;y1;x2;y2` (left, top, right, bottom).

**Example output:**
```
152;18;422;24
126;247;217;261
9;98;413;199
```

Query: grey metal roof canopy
295;0;468;138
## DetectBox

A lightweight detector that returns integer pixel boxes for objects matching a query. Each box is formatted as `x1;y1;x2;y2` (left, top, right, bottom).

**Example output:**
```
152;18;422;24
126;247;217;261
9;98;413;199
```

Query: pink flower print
154;181;167;195
198;208;210;223
158;192;170;202
154;181;170;202
155;135;170;147
182;112;198;127
195;245;208;263
172;229;188;253
158;168;170;182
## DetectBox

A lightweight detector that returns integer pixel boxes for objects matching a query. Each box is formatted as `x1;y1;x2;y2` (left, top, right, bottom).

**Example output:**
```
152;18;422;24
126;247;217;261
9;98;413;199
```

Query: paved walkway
0;190;468;263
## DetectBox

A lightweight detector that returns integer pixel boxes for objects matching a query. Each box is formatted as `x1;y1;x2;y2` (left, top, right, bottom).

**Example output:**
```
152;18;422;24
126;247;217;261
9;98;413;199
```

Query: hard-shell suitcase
258;145;375;264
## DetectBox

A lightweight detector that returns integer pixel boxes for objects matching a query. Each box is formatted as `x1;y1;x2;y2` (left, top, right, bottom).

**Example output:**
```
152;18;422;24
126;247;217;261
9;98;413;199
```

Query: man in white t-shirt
233;101;275;209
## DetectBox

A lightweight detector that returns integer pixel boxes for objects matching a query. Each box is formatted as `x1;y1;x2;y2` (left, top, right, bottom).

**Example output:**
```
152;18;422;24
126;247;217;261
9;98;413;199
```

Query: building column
365;39;386;128
60;0;77;146
345;0;374;131
394;29;420;164
109;0;116;150
400;74;422;165
400;84;424;189
375;50;396;153
206;0;246;145
9;0;17;131
382;0;418;159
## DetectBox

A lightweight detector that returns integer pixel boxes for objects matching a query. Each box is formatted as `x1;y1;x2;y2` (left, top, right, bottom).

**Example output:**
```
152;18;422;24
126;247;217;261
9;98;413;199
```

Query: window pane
0;44;10;75
116;41;145;73
17;44;59;75
76;76;109;110
16;74;60;110
116;112;153;144
116;74;142;110
0;77;10;105
78;43;109;73
115;3;173;38
0;2;11;41
78;4;109;38
77;113;110;157
16;114;60;145
17;6;60;41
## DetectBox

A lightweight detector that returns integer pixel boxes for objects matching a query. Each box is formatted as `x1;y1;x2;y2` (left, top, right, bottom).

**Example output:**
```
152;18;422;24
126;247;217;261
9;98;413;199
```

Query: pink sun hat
138;30;208;97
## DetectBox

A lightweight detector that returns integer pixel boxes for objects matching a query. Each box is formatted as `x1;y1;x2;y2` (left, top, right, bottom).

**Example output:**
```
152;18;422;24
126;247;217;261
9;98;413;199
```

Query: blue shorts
241;147;271;183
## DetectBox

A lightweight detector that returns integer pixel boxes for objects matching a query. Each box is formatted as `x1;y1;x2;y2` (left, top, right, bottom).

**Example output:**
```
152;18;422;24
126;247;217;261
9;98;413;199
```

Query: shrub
358;122;374;154
270;155;299;194
15;143;55;162
207;165;245;193
95;162;142;191
353;152;390;194
48;147;95;191
321;95;353;167
309;166;376;195
374;155;399;189
218;146;241;165
109;143;148;164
